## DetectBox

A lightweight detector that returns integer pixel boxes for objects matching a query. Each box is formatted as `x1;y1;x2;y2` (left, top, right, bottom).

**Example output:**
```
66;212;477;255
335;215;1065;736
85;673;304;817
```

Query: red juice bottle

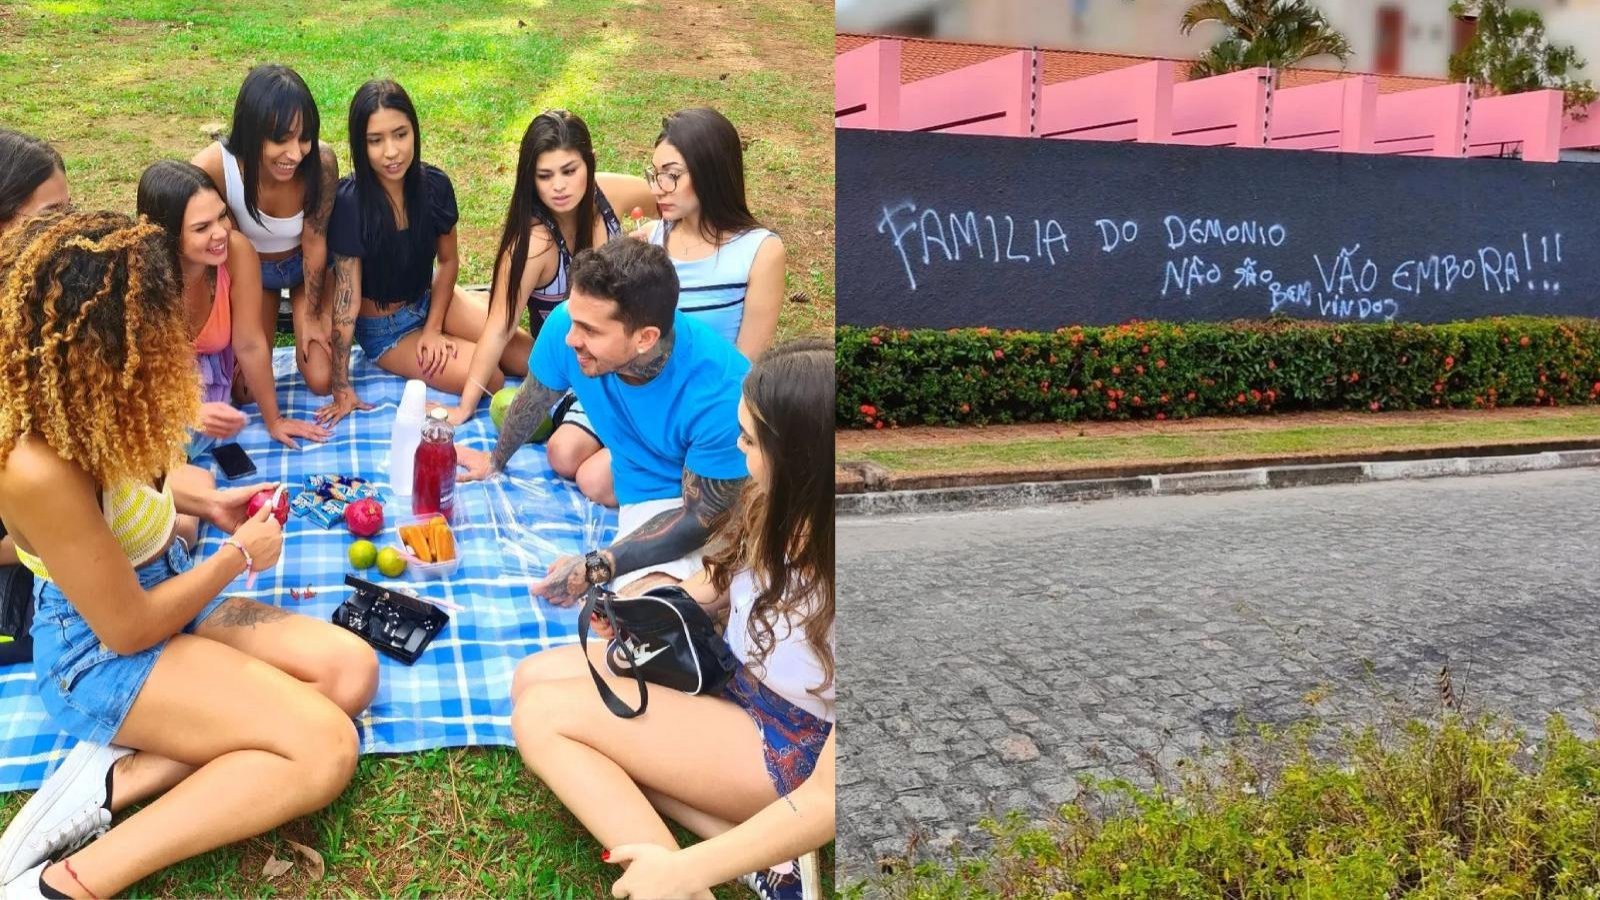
413;407;458;522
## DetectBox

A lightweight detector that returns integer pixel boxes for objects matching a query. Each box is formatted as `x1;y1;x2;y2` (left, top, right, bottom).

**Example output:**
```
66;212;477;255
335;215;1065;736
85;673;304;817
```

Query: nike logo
617;639;671;667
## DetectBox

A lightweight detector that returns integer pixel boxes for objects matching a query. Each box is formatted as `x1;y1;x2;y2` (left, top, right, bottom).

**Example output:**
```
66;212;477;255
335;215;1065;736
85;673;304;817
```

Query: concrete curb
836;449;1600;516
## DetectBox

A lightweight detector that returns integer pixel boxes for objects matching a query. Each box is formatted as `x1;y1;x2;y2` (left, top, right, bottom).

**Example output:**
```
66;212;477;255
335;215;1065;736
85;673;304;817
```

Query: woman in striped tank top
646;108;786;359
447;110;655;500
0;211;378;899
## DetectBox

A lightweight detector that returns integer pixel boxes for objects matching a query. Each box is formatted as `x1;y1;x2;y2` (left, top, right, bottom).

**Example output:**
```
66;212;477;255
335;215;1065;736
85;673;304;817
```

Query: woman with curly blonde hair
0;210;378;900
509;338;835;900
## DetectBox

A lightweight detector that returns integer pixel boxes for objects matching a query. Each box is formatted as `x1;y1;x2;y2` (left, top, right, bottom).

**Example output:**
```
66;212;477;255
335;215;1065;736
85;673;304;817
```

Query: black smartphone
213;443;257;481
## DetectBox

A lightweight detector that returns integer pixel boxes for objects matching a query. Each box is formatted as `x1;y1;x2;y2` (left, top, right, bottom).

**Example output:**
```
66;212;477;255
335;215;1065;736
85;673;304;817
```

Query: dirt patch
837;406;1600;453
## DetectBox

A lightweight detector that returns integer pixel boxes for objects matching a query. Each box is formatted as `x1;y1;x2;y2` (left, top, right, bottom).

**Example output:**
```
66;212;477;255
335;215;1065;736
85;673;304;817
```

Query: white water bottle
389;379;427;497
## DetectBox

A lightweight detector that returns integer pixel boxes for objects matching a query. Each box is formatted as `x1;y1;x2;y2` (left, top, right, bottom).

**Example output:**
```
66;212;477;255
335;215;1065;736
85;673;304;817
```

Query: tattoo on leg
207;597;291;629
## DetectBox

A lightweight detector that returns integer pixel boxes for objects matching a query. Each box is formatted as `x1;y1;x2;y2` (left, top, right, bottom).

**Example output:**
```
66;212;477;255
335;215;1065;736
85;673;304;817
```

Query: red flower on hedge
1250;389;1262;402
1443;355;1454;369
874;420;885;429
960;403;971;413
1112;365;1122;375
1186;391;1197;401
1107;400;1118;411
1267;359;1276;370
1369;401;1381;411
860;404;877;417
1135;364;1146;376
1156;358;1167;369
1236;393;1247;404
1350;372;1360;383
1520;335;1531;347
1155;412;1167;421
870;335;881;345
993;348;1005;360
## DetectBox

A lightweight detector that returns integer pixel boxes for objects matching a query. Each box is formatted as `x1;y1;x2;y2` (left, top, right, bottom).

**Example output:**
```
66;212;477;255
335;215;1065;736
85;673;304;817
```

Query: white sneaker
0;742;131;882
0;860;50;900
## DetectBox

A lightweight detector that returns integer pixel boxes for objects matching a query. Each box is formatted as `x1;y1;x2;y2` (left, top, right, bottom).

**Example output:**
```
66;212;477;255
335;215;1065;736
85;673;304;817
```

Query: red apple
247;488;289;526
344;497;384;537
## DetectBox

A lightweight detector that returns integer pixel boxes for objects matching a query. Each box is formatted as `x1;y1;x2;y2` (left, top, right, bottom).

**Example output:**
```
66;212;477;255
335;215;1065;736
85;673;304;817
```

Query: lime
376;546;407;578
348;539;378;570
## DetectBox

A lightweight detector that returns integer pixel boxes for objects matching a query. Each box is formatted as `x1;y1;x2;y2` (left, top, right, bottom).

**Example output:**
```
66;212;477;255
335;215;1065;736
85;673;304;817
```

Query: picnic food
344;497;384;537
247;488;289;526
377;546;407;578
490;387;517;430
399;516;456;564
348;539;378;570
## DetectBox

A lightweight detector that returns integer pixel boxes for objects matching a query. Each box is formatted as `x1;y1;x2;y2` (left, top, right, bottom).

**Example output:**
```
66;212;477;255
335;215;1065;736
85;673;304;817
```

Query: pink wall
835;40;900;131
1037;60;1174;143
1169;67;1270;147
898;50;1033;136
1469;89;1563;162
838;39;1600;161
1373;83;1470;156
1269;76;1377;153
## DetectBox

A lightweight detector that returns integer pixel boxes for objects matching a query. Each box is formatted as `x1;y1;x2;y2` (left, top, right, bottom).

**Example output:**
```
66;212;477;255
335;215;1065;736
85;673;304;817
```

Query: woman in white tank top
191;64;338;449
509;340;835;899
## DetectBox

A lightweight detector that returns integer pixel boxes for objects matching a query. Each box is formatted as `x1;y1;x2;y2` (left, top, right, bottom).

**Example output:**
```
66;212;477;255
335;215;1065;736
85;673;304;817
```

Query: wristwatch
584;550;614;585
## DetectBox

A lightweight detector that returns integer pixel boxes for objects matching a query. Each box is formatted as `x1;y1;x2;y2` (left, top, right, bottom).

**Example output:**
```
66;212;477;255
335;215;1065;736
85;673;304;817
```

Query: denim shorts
30;539;230;744
354;291;430;362
259;249;305;293
721;666;833;796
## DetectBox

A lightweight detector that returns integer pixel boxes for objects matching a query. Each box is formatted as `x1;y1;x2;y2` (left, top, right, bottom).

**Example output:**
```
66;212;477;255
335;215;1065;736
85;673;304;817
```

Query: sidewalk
836;407;1600;513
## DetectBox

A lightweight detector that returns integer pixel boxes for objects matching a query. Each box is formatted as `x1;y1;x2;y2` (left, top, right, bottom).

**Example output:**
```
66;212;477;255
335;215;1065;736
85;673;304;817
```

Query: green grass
841;409;1600;474
0;0;834;339
0;745;820;897
852;713;1600;899
0;1;831;895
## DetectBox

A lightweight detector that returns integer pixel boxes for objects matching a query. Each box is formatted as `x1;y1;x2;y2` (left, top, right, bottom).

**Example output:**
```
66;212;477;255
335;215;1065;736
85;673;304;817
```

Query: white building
836;0;1587;81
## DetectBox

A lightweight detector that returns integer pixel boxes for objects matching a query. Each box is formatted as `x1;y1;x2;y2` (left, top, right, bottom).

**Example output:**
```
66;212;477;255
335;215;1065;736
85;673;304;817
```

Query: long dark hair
705;338;835;700
656;107;762;246
136;160;219;275
223;63;322;227
0;129;64;226
492;109;599;331
346;79;431;281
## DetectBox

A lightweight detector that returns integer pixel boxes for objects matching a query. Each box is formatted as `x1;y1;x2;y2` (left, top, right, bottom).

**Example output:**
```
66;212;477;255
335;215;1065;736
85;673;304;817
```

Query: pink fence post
835;39;901;131
899;50;1033;136
1374;83;1470;157
1036;59;1174;143
1469;89;1564;162
1170;67;1271;147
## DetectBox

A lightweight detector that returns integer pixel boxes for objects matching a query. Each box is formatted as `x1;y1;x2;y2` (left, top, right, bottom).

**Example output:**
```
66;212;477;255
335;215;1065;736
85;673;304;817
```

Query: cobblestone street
837;468;1600;882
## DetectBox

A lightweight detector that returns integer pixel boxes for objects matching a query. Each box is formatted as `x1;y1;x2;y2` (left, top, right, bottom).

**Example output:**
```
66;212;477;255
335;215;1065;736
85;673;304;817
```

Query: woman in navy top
319;79;497;425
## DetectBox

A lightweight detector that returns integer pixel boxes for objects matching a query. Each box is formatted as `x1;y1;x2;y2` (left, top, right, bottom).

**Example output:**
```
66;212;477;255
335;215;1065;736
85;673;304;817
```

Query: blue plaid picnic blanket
0;347;616;792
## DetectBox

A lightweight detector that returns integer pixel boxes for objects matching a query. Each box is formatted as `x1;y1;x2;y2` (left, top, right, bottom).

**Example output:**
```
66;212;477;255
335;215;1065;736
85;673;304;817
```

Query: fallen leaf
261;857;293;879
787;291;810;304
286;840;326;881
517;18;526;26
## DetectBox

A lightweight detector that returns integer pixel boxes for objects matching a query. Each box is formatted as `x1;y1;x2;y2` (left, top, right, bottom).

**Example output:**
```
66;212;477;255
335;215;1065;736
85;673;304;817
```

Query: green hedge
837;317;1600;428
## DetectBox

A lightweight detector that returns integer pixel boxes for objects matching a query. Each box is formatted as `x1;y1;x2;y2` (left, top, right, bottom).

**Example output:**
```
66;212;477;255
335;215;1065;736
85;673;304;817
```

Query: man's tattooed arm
330;254;359;393
489;375;565;473
607;469;748;576
303;144;339;317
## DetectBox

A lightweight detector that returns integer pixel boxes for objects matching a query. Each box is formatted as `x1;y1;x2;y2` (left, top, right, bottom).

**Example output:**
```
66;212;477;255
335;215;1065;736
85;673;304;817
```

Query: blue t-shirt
530;305;750;505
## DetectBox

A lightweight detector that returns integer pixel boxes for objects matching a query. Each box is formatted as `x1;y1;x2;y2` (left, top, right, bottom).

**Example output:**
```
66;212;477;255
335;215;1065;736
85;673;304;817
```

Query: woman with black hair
318;78;490;426
192;64;340;447
135;160;329;459
444;109;655;495
645;107;786;359
0;129;68;235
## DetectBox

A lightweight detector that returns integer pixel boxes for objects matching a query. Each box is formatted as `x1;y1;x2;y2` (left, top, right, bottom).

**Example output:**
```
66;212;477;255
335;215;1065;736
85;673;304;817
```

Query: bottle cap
429;407;449;421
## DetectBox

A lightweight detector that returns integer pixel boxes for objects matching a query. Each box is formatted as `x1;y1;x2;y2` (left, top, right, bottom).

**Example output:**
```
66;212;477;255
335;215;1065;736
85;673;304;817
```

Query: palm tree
1180;0;1353;79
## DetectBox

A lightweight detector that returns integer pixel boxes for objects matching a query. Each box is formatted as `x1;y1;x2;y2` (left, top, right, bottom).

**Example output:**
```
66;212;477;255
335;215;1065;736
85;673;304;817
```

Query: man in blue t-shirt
457;238;750;605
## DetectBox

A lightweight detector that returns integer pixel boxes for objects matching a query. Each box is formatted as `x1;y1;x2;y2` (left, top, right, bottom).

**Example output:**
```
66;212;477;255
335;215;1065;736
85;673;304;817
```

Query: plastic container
412;407;457;522
389;379;427;497
397;514;460;581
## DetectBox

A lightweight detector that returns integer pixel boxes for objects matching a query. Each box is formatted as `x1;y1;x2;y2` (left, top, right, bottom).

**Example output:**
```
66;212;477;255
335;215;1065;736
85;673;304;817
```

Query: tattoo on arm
331;255;358;392
305;146;338;313
490;376;564;472
608;470;747;576
206;597;291;629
